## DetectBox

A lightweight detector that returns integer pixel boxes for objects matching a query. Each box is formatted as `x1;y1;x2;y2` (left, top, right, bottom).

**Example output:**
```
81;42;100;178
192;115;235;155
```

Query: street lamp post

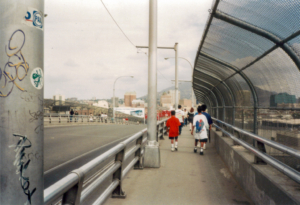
165;57;195;108
113;76;134;122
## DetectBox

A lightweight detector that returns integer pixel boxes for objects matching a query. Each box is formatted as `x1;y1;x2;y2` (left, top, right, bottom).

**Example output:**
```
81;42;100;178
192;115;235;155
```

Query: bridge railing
44;119;167;205
43;114;144;125
212;117;300;184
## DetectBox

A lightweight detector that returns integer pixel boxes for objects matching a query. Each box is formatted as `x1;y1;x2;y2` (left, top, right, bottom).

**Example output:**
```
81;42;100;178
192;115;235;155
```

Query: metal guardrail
212;117;300;184
44;119;167;205
44;114;144;125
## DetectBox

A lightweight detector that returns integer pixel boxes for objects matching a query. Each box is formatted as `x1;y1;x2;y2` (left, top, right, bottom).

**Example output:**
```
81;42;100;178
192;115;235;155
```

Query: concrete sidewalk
106;126;253;205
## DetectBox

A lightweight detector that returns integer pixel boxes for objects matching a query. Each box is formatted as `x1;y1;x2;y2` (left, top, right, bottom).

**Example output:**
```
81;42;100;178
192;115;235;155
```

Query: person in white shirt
191;106;208;155
175;105;185;135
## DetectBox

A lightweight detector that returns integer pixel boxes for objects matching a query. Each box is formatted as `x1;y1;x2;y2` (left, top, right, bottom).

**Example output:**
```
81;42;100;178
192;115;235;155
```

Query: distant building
124;91;136;107
111;97;119;107
270;92;296;107
168;90;181;107
132;99;145;108
160;92;172;108
93;100;109;108
179;99;192;108
277;103;300;108
92;97;96;100
66;97;78;101
53;94;65;105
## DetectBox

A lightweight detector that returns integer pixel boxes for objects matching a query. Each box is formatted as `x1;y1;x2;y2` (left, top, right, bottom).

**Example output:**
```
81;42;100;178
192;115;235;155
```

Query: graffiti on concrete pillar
0;29;29;97
12;134;36;205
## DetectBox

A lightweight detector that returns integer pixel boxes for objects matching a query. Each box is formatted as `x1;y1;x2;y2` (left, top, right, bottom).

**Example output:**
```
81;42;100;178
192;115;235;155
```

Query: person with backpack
191;106;208;155
166;110;181;152
187;107;195;131
201;104;212;149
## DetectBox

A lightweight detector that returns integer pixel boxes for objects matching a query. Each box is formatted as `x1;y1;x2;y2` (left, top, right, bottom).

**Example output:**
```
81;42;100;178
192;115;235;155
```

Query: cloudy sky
44;0;213;99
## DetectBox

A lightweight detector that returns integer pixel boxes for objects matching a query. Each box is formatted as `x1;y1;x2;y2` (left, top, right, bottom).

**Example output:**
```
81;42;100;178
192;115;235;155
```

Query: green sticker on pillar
30;67;44;89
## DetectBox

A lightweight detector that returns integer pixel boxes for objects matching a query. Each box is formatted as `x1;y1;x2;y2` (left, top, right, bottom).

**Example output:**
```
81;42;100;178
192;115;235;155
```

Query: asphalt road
44;124;147;188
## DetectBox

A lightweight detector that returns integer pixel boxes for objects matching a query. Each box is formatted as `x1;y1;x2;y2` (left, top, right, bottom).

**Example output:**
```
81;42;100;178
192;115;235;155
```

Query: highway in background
44;124;147;188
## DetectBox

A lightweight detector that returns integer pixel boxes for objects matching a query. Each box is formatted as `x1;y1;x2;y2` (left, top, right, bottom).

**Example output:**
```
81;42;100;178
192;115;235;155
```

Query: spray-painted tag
23;7;43;30
30;68;44;90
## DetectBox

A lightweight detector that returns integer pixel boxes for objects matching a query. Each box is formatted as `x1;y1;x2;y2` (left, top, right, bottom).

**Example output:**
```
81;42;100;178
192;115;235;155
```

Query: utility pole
143;0;160;168
136;2;177;168
0;1;44;204
174;43;179;110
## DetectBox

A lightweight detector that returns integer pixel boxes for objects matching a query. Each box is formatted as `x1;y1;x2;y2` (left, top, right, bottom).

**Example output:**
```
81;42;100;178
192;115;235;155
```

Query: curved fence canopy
193;0;300;171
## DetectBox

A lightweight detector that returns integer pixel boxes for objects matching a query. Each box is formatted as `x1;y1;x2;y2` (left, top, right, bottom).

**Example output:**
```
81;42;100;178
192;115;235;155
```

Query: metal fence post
0;1;44;204
61;170;84;205
253;107;266;164
111;146;126;198
134;132;147;170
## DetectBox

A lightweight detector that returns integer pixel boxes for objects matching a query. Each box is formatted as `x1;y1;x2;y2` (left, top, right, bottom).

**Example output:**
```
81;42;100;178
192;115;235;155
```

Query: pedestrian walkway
106;126;253;205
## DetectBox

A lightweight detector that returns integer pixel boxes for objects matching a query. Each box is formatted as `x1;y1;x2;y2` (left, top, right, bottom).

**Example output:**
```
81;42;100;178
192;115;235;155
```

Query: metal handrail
44;115;145;124
212;118;300;159
44;119;167;205
212;119;300;184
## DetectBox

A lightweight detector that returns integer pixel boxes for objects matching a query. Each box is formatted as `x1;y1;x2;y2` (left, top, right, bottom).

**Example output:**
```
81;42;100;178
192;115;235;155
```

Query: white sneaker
203;143;206;150
200;148;204;155
171;147;175;152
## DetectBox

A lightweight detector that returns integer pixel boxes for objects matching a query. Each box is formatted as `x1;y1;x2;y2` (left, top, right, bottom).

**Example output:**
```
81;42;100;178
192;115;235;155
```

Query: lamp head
131;76;134;78
164;58;168;60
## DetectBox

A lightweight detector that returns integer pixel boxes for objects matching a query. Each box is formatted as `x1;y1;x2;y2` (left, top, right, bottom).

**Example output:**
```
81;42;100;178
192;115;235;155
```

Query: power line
100;0;135;47
100;1;170;82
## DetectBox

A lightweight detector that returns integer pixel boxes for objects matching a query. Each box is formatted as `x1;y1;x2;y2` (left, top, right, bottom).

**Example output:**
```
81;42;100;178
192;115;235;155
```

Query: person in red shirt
166;110;181;152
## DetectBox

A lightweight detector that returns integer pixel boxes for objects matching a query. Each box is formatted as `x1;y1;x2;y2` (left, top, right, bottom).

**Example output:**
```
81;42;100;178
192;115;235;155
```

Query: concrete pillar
0;1;44;204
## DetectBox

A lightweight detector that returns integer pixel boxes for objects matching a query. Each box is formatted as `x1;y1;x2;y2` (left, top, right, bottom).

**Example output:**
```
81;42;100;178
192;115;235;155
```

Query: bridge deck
106;126;253;205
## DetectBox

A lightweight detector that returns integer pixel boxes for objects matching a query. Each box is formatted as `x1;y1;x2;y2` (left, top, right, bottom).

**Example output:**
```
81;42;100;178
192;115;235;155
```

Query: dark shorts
195;139;208;143
169;136;178;140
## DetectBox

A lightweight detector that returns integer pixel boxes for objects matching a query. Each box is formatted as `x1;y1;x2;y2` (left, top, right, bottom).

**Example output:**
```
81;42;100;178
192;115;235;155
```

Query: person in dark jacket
70;109;74;122
187;107;195;131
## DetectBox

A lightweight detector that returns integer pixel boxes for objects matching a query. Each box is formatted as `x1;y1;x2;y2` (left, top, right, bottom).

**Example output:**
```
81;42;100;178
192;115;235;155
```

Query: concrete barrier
211;128;300;205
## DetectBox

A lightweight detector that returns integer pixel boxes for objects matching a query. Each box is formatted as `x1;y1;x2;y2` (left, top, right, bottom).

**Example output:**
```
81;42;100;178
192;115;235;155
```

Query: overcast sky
44;0;213;99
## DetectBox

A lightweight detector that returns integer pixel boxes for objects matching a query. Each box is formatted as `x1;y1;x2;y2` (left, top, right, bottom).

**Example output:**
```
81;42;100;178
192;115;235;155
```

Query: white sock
175;142;178;147
171;144;174;148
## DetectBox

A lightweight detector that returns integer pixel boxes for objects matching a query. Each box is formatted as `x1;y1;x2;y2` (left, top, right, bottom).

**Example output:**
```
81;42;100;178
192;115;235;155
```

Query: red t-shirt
166;116;181;137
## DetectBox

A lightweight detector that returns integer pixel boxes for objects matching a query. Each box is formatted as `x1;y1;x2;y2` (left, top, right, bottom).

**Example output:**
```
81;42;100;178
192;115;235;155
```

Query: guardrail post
134;132;146;170
59;114;61;123
233;130;240;146
62;170;84;205
112;146;126;198
49;114;51;124
254;140;267;164
253;108;266;164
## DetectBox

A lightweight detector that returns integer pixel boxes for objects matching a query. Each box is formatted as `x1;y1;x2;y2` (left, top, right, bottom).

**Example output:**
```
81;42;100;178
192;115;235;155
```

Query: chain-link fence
193;0;300;171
